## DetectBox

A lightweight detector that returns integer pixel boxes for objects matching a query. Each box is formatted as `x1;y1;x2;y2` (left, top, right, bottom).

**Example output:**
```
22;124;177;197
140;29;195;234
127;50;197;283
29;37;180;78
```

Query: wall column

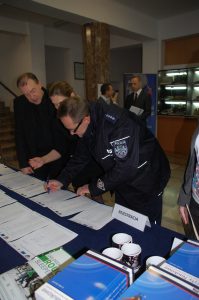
82;22;110;100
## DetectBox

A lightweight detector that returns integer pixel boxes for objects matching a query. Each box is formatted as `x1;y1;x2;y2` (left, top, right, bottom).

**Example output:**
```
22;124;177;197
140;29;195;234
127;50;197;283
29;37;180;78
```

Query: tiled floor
103;154;187;235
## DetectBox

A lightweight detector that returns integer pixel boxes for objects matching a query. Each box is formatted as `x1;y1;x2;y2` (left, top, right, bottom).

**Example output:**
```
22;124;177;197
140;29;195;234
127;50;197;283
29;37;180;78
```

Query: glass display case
158;67;199;116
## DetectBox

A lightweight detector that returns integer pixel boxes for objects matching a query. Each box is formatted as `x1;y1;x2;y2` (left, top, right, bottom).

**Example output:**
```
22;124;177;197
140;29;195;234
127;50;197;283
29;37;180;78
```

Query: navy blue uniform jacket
58;100;170;211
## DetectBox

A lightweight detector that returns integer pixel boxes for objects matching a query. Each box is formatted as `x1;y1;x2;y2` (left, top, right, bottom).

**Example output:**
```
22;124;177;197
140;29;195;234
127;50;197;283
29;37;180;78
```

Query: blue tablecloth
0;184;184;274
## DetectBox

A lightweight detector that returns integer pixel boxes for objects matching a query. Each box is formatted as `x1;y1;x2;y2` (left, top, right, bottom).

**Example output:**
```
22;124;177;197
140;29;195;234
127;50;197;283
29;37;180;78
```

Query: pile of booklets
118;239;199;299
35;250;133;300
0;248;73;300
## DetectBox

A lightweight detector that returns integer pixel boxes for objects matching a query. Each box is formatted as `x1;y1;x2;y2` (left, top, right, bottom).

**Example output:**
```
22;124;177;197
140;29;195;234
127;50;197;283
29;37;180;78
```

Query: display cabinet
158;67;199;116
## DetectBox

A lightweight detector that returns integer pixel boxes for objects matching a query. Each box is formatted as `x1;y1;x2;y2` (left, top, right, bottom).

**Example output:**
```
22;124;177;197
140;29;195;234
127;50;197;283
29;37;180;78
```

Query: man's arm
89;120;140;196
56;139;92;188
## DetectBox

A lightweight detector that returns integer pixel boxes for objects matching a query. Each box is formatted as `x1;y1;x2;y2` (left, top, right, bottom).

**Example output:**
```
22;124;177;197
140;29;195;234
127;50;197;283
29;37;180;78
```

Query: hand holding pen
44;179;63;193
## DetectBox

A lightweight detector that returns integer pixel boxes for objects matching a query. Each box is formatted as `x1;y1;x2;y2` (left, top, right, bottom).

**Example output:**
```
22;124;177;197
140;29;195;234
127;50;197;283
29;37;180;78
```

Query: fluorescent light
166;72;187;76
195;71;199;75
165;101;186;105
193;102;199;108
194;87;199;91
165;86;187;90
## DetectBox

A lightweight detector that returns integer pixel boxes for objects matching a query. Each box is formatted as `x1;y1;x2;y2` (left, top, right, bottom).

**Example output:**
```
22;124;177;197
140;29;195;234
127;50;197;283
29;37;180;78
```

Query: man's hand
21;167;34;175
77;184;90;196
29;157;44;169
44;180;63;192
179;205;189;224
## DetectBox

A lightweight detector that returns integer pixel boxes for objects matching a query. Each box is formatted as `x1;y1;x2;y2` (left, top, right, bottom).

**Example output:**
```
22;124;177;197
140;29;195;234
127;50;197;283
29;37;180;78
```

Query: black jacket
14;89;56;168
124;88;152;120
58;101;170;211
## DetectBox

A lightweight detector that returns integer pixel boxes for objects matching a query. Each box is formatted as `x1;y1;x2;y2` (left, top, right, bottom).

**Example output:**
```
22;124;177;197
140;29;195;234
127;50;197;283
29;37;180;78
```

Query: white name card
112;204;151;232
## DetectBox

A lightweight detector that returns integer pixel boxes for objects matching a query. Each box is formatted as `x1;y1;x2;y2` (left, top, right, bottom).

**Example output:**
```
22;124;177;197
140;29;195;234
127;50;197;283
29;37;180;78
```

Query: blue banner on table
123;73;157;135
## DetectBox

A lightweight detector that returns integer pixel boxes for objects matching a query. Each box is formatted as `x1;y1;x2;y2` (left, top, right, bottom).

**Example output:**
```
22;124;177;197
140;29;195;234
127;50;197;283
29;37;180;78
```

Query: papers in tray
69;204;113;230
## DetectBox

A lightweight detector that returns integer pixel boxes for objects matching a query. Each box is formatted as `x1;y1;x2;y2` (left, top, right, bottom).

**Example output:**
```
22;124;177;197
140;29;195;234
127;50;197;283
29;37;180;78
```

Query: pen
46;176;50;194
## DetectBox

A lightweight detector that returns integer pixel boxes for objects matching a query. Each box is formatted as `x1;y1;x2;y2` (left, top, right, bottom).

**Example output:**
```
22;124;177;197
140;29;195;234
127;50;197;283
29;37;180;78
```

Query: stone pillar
82;22;110;101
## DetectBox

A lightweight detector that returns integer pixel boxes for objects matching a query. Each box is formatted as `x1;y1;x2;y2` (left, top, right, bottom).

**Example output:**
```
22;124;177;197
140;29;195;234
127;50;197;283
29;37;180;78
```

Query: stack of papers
0;171;41;191
10;222;77;260
0;191;16;208
31;189;76;206
48;195;99;217
69;204;113;230
0;202;78;259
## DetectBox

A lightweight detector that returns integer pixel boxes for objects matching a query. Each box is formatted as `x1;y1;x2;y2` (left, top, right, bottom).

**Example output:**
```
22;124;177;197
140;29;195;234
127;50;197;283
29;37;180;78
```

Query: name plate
112;204;151;232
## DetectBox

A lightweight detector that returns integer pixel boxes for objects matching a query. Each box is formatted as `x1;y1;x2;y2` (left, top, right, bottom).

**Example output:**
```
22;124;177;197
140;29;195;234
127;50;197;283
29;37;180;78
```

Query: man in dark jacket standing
124;75;152;121
47;97;170;224
14;73;62;180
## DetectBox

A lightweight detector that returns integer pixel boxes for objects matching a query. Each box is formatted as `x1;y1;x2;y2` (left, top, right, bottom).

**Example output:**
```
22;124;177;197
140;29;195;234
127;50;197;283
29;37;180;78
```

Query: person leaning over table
178;123;199;238
29;81;78;173
46;96;171;224
14;73;62;180
29;81;104;198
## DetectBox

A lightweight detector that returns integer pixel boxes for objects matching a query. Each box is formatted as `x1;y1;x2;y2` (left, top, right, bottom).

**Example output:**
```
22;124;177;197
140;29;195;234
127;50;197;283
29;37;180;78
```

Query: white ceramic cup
121;243;142;270
146;256;165;269
102;247;123;261
112;233;133;249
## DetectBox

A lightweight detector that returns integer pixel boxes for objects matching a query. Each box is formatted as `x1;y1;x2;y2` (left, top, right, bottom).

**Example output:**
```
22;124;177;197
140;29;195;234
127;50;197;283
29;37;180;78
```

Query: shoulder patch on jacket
104;113;118;124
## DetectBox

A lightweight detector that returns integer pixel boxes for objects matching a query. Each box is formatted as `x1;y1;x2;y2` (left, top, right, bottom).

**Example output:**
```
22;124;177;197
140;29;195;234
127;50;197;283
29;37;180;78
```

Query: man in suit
14;72;62;180
124;75;152;121
99;83;114;104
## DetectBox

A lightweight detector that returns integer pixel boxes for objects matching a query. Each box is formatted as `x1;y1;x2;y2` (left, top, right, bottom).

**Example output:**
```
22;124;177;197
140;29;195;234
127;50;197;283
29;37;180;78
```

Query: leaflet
0;202;32;225
69;204;113;230
10;222;78;260
0;212;51;242
31;190;76;207
48;196;99;217
0;193;16;208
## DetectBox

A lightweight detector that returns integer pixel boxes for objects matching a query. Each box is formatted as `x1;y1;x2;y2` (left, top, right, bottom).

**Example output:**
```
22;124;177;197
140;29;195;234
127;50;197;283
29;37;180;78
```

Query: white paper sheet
31;189;76;207
10;222;78;260
0;172;41;190
16;183;46;198
48;196;99;217
0;164;15;176
69;204;113;230
0;193;16;208
0;202;32;225
0;212;51;242
129;105;144;115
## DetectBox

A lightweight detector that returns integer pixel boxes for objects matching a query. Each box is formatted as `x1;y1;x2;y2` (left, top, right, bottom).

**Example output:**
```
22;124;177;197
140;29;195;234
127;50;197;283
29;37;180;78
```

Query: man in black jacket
124;75;152;121
14;73;63;180
47;97;170;224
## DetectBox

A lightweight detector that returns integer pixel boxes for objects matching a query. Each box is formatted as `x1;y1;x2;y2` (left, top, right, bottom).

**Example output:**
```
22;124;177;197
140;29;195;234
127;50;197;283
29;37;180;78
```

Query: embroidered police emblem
113;139;128;158
97;178;105;191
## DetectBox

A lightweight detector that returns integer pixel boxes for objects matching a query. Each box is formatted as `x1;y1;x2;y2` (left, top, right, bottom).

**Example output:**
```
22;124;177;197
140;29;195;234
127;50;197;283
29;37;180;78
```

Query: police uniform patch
111;137;129;159
104;113;118;124
97;178;105;191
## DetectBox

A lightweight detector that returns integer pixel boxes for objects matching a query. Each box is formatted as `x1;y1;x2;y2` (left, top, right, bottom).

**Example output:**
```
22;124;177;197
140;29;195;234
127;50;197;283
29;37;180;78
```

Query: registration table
0;184;184;275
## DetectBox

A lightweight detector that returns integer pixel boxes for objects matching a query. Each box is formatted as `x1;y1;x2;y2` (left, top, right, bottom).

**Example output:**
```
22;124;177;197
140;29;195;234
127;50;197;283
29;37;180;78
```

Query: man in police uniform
47;97;170;224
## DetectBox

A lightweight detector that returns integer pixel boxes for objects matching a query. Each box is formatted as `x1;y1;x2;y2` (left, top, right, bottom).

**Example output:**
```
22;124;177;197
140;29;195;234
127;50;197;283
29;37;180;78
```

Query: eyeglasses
71;118;83;133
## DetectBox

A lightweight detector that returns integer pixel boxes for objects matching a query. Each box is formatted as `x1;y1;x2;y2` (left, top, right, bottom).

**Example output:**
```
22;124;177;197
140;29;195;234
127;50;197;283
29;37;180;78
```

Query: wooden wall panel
164;35;199;66
157;116;198;156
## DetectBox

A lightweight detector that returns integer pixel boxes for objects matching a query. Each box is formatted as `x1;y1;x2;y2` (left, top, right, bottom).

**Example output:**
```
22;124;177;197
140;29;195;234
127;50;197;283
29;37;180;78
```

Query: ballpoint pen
46;176;50;193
